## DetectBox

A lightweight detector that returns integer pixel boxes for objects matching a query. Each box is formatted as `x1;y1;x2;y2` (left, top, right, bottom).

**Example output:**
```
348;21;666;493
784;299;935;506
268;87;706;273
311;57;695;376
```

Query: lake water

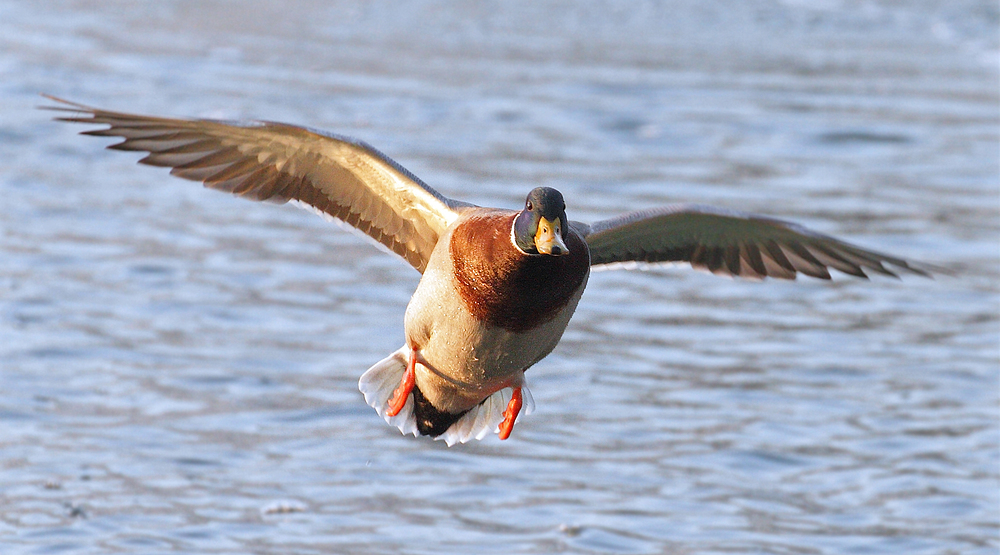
1;1;997;553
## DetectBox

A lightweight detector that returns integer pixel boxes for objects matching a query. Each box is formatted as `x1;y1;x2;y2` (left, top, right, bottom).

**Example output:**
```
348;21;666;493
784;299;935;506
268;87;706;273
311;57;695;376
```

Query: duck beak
534;216;569;256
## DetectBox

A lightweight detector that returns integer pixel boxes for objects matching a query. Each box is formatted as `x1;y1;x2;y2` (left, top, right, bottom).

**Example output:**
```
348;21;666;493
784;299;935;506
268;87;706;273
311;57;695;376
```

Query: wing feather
45;95;474;273
739;242;768;278
580;204;934;280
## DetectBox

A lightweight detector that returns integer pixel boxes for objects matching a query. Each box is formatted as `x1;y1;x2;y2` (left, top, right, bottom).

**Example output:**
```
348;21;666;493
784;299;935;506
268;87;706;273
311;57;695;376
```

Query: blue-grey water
1;1;997;553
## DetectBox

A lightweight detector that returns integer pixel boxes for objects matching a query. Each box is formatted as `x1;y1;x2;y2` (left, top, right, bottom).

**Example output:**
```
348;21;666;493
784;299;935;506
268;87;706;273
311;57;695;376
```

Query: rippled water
1;1;997;553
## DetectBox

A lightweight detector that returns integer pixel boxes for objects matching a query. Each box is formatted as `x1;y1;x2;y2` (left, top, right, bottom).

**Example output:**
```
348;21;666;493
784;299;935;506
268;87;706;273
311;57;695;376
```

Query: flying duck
44;96;933;445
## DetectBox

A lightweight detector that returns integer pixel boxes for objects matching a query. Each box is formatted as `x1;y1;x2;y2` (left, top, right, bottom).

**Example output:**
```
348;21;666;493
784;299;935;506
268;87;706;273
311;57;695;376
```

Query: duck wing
44;96;473;273
574;204;933;279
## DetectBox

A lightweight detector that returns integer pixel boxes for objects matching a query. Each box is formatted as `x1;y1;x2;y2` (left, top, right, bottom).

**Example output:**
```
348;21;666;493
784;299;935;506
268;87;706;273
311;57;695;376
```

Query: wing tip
38;94;94;115
896;260;949;279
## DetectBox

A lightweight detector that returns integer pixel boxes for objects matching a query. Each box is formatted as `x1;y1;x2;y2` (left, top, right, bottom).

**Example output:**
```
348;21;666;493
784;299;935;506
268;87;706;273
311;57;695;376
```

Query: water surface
1;1;997;553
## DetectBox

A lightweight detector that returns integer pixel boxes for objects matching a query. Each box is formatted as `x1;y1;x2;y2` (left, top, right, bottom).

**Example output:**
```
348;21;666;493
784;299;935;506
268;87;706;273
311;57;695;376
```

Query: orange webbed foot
497;386;523;440
386;346;418;417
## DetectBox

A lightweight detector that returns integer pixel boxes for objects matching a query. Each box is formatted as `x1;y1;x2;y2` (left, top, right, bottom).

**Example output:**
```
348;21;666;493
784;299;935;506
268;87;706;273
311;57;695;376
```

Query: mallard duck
45;96;932;445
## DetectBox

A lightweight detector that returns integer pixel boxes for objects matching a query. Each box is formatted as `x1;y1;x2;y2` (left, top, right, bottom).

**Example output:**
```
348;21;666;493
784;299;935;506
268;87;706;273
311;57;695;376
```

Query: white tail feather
358;347;419;437
358;347;533;446
434;381;534;446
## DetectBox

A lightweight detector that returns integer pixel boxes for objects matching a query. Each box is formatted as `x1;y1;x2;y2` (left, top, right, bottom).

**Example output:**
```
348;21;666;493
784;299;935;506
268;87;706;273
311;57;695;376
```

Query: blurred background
1;1;997;553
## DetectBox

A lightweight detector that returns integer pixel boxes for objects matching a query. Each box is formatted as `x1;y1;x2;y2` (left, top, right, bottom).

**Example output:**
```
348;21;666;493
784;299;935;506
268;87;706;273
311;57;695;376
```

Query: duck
44;95;933;446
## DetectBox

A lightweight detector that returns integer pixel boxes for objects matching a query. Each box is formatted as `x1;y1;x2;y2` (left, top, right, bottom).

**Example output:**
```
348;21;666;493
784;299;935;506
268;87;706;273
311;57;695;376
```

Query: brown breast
450;212;590;333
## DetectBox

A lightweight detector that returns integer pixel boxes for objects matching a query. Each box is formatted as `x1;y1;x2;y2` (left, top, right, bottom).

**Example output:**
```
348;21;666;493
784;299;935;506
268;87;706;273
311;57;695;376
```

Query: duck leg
497;386;523;440
386;346;418;417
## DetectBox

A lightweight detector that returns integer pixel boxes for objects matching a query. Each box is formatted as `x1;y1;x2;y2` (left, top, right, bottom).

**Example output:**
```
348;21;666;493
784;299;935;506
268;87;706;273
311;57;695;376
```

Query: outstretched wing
44;95;474;273
576;204;933;279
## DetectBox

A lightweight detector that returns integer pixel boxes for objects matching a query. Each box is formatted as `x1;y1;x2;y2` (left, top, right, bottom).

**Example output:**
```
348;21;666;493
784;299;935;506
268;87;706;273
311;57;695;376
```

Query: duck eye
526;201;533;211
562;202;566;210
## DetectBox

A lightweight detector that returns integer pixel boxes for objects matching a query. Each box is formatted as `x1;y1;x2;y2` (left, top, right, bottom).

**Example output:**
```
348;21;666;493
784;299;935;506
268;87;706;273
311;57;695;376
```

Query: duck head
513;187;570;256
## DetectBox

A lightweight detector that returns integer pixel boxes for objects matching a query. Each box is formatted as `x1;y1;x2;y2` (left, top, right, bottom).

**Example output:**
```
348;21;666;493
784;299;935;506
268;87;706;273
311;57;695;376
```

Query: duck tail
433;383;535;446
358;347;537;445
358;346;420;438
